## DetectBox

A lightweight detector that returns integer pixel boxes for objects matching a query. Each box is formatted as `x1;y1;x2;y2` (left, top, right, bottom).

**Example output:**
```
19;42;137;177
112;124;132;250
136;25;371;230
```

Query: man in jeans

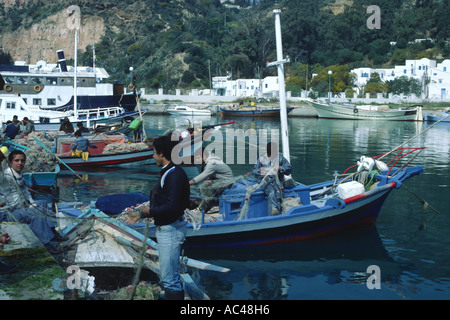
126;134;190;300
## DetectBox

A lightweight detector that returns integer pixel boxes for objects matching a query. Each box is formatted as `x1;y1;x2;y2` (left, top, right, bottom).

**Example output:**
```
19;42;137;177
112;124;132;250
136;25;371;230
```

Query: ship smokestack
57;49;68;72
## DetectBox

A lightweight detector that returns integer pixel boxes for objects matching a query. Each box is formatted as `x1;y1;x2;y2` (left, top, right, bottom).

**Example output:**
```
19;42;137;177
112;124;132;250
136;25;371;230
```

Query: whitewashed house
351;57;450;100
211;75;280;98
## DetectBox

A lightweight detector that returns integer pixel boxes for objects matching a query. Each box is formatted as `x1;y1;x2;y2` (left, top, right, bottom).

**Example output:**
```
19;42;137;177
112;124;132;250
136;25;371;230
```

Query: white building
212;75;280;98
351;58;450;99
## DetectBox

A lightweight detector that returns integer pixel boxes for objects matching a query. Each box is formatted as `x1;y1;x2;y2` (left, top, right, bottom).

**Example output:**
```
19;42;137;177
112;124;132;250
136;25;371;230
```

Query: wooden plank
0;222;43;256
74;226;135;268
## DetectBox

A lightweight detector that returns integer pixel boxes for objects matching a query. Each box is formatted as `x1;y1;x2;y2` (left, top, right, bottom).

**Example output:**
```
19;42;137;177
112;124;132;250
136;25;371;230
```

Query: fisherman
251;142;292;215
20;117;35;136
189;147;234;213
0;150;68;253
125;134;190;300
2;120;19;139
0;150;17;274
70;130;97;161
59;117;74;134
76;122;90;133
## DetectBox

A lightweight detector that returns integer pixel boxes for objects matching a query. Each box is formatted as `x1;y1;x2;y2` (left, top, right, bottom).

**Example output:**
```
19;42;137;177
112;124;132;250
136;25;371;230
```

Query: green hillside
1;0;449;92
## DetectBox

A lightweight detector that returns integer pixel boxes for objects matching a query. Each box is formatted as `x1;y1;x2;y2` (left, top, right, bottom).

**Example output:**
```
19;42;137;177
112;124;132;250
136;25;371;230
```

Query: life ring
353;108;358;114
34;85;42;92
4;84;12;92
128;84;135;91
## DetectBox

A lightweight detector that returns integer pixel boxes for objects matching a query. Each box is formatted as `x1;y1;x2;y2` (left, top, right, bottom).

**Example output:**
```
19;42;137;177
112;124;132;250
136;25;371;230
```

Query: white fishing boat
166;104;211;116
307;100;423;121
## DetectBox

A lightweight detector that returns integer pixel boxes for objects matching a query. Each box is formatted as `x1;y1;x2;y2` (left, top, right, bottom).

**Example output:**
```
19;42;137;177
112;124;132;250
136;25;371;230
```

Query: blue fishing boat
123;163;423;248
424;110;450;123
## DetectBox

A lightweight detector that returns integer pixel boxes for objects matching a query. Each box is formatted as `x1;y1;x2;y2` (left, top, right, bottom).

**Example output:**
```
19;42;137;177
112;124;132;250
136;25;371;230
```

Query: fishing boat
0;95;140;131
114;158;422;248
166;104;212;116
0;50;137;113
306;101;424;121
219;105;294;117
424;110;450;123
39;120;223;169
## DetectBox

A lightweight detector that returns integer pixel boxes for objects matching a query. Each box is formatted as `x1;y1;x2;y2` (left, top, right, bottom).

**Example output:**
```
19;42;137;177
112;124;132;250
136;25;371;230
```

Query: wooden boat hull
127;166;423;248
220;107;294;117
424;112;450;122
307;101;421;121
58;148;155;168
167;110;211;116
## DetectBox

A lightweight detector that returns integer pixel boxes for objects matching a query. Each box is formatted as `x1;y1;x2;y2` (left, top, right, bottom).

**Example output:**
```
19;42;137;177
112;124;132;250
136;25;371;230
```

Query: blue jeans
0;200;55;245
156;218;187;292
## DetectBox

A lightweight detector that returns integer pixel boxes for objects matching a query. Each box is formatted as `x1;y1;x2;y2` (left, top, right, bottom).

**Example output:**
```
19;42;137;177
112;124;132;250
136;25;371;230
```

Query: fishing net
102;142;149;154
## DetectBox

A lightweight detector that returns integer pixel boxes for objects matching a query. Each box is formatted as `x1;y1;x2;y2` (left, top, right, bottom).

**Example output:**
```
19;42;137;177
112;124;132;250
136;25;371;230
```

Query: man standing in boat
252;142;292;216
125;135;190;300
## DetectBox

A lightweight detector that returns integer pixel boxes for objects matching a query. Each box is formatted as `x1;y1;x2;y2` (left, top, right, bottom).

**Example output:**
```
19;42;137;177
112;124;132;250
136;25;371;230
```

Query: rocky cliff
1;7;105;63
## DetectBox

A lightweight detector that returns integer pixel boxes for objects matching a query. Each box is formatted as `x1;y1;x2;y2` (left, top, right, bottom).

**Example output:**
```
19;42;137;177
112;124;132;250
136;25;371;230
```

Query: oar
33;138;84;181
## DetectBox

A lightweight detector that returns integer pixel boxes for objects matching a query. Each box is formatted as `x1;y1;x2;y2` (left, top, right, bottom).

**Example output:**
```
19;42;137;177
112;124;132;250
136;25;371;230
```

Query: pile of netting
12;131;55;150
12;132;59;173
23;148;58;173
102;142;149;154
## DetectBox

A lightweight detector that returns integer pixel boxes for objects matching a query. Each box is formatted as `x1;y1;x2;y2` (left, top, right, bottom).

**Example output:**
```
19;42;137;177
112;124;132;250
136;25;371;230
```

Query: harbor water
54;114;450;300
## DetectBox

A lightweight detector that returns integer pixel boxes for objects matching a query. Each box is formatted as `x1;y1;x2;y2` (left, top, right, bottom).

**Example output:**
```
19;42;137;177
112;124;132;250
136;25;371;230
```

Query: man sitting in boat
2;121;19;139
19;117;35;137
0;150;68;253
189;147;234;213
76;122;90;133
251;142;292;216
59;117;74;134
70;130;97;161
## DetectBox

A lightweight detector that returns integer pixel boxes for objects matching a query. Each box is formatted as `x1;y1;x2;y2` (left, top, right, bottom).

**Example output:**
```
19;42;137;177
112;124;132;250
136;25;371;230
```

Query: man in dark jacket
126;134;189;300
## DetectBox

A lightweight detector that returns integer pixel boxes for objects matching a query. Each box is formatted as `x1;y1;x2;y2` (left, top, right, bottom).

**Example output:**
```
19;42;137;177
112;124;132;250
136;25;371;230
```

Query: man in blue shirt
70;130;97;161
125;134;190;300
2;121;19;139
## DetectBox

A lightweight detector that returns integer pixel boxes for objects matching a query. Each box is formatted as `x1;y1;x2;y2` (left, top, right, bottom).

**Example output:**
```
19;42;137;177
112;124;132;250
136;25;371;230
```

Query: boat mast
67;5;81;120
74;29;78;120
267;9;290;163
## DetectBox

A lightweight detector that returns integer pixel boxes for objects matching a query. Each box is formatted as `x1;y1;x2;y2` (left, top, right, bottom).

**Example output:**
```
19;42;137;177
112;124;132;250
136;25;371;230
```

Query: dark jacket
3;124;19;139
149;162;190;226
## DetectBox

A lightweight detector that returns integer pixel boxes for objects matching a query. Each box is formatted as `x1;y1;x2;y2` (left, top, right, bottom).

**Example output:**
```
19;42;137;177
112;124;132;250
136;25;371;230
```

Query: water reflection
185;225;412;300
